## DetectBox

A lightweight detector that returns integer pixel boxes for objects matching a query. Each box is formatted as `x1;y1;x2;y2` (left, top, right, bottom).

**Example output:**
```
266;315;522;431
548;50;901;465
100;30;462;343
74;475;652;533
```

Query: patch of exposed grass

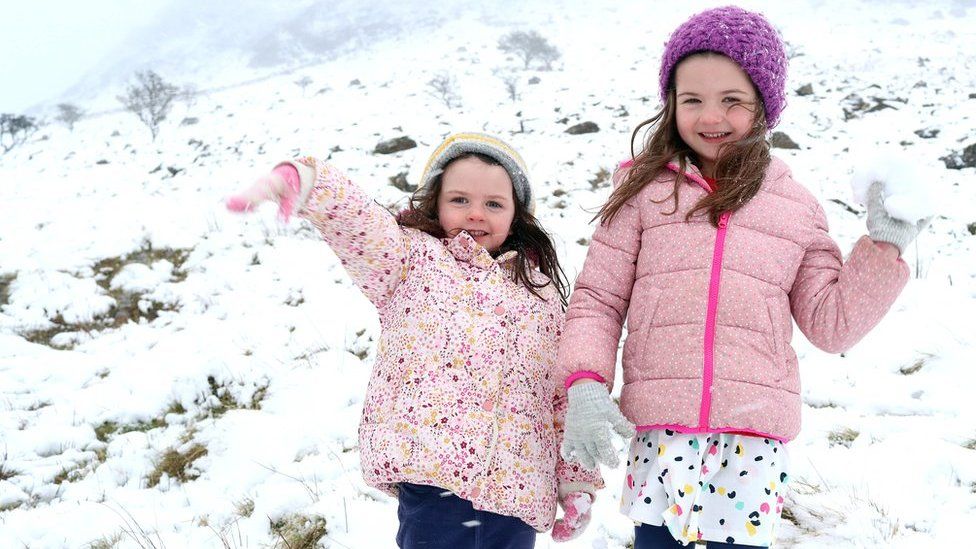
146;442;208;488
0;462;21;481
26;399;52;411
205;376;240;417
93;244;191;284
962;439;976;450
828;427;860;448
202;376;269;417
0;273;14;307
53;465;83;485
250;385;268;410
95;402;186;443
22;245;191;349
270;514;327;549
0;501;23;512
95;418;165;443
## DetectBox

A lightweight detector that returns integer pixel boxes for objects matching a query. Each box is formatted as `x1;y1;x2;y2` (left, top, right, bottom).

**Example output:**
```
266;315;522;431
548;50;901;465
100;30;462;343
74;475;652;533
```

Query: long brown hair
397;153;570;307
598;53;772;227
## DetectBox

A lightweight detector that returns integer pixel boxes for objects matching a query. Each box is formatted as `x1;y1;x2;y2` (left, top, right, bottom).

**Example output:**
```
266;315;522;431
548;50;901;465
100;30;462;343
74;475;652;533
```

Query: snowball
850;146;938;223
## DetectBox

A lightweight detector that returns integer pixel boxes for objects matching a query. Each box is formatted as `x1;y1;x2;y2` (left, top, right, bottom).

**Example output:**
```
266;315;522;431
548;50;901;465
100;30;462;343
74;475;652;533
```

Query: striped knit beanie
659;6;788;128
419;132;533;214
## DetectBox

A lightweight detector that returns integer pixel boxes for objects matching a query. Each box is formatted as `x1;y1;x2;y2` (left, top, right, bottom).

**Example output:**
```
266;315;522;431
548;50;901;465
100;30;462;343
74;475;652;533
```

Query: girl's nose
468;205;485;220
701;103;724;124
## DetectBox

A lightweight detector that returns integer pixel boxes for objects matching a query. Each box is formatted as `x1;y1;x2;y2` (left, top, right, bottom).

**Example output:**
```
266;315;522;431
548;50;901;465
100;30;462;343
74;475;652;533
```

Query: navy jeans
635;523;765;548
396;483;536;549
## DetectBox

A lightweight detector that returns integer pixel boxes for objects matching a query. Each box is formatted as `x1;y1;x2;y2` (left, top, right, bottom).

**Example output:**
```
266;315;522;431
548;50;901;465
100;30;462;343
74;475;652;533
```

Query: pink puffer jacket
288;157;601;531
556;156;909;442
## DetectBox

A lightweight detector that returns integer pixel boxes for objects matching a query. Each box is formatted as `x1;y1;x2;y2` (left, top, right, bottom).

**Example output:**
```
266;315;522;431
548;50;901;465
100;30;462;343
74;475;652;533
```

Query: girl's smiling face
437;156;515;252
674;53;759;178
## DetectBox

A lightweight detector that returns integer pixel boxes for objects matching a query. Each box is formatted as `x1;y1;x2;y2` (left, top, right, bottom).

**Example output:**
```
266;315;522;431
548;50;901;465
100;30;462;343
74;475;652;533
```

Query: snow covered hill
1;1;974;547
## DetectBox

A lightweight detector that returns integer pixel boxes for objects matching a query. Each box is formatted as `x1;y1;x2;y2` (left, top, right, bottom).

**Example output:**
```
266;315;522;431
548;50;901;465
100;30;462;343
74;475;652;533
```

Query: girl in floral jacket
227;133;600;548
556;6;929;549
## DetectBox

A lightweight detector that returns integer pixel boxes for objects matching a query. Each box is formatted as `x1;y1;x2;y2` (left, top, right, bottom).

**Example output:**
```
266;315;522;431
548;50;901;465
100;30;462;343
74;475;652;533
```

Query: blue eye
487;201;503;209
682;98;701;104
450;196;468;204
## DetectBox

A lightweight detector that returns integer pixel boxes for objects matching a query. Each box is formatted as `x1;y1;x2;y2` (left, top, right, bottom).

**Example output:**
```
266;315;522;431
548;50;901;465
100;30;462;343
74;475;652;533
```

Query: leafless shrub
118;70;179;141
427;72;460;108
1;113;39;153
56;103;85;131
498;30;561;70
295;76;313;96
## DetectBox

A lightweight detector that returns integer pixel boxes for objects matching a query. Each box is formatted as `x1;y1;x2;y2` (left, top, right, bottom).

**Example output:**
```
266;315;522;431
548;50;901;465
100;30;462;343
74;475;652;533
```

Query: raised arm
227;157;411;309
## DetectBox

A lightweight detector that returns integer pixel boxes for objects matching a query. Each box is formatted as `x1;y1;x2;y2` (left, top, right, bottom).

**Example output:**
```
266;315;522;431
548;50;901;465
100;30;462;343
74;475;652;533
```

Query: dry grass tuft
234;496;255;518
0;461;20;481
86;532;123;549
146;441;208;488
270;514;328;549
827;427;860;448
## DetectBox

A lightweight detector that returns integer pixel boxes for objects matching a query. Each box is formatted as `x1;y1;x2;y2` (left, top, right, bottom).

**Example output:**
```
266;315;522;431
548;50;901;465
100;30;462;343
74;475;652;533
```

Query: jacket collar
666;160;713;193
444;231;518;271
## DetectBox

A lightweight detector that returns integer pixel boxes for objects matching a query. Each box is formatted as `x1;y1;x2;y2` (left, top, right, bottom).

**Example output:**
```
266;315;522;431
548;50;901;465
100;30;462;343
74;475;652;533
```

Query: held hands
865;181;931;255
551;491;592;542
560;382;635;469
225;168;301;221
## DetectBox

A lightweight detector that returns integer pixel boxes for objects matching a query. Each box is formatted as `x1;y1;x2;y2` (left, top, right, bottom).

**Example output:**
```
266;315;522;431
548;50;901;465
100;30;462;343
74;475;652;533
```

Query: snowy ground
1;1;975;547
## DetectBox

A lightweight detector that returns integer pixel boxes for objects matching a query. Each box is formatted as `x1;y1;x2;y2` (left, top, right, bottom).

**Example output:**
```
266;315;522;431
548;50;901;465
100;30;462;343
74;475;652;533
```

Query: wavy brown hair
598;52;771;227
397;153;569;307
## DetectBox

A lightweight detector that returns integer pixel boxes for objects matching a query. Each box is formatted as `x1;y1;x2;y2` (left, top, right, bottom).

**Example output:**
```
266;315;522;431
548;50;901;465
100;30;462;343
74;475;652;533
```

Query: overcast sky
0;0;170;113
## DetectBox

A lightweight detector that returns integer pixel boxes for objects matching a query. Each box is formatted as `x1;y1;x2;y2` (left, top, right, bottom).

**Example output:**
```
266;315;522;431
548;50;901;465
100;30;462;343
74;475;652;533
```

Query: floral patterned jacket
287;157;602;531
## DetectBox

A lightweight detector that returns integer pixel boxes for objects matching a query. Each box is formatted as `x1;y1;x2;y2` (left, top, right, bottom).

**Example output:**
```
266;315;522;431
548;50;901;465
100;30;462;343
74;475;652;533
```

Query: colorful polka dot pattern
558;156;910;441
294;157;602;531
621;430;788;546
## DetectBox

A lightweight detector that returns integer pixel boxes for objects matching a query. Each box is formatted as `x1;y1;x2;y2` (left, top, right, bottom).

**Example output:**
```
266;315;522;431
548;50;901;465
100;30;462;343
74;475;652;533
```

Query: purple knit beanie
659;6;788;128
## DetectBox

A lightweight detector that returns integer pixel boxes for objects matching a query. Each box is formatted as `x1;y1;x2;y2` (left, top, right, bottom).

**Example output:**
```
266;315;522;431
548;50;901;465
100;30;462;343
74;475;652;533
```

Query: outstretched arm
226;157;411;309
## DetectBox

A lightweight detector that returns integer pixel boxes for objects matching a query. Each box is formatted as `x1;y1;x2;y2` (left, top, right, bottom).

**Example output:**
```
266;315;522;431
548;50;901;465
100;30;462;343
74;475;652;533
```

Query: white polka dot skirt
620;430;789;546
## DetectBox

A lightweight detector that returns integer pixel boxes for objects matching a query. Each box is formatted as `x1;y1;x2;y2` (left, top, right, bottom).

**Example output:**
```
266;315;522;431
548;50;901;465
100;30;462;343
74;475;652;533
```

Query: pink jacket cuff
565;371;606;390
272;164;301;194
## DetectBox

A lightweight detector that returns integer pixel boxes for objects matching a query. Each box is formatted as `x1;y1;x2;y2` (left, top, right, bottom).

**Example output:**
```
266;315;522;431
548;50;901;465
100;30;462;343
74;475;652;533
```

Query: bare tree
117;71;179;141
295;76;313;96
0;113;38;153
55;103;85;131
498;30;561;70
426;72;461;109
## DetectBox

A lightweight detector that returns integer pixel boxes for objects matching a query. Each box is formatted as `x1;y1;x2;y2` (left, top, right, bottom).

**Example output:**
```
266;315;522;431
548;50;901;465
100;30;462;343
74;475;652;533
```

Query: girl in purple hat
554;6;929;548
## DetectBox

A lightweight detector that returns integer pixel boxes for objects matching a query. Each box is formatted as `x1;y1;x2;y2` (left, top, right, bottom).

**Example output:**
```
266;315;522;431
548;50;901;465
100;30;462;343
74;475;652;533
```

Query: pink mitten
552;491;592;542
225;165;301;221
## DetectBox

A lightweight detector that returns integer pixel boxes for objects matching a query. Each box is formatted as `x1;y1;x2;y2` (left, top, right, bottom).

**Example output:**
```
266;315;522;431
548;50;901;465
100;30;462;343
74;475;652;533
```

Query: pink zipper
699;210;731;429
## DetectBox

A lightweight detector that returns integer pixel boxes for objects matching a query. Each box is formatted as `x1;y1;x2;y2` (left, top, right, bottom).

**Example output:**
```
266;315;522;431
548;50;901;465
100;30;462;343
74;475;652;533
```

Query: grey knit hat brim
418;132;533;214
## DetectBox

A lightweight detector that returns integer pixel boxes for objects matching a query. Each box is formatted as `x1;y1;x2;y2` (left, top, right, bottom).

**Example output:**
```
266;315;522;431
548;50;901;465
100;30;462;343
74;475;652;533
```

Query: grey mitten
865;181;931;254
560;382;635;469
